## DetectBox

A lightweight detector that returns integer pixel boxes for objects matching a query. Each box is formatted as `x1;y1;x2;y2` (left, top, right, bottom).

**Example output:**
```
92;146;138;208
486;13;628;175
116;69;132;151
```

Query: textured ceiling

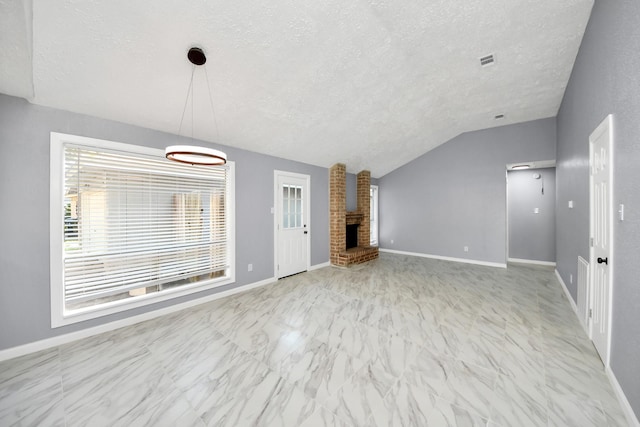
1;0;593;177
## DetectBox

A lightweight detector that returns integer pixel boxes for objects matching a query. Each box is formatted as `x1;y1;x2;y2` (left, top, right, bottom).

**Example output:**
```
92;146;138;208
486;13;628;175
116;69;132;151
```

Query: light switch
568;200;574;209
534;208;540;214
619;204;625;221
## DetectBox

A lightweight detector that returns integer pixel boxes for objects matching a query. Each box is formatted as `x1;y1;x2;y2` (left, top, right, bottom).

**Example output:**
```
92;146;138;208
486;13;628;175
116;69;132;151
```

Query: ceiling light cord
165;47;227;166
203;64;220;141
178;65;196;138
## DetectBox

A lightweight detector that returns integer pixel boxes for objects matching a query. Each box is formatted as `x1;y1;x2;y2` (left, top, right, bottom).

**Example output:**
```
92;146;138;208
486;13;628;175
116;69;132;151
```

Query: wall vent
480;54;495;67
577;256;590;333
494;114;505;119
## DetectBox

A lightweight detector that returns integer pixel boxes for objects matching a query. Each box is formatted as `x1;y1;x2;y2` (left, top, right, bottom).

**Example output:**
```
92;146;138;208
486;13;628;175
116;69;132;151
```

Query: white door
275;172;310;278
589;114;614;365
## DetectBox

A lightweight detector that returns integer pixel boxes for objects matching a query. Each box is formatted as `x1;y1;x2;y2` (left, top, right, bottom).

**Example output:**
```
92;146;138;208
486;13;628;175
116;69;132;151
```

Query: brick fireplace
329;163;379;266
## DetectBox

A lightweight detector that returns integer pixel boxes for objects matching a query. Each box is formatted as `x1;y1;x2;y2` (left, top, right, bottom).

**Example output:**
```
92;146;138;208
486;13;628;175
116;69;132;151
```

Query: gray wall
378;118;556;265
507;168;556;262
0;94;329;350
556;0;640;418
346;173;357;211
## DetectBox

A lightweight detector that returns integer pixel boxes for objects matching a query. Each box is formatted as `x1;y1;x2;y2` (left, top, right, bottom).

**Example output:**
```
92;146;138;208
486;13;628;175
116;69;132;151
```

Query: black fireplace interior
346;224;359;249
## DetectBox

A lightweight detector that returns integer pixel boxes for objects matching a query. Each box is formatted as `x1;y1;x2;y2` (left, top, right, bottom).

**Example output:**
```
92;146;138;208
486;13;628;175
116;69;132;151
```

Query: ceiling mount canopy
165;47;227;166
187;47;206;66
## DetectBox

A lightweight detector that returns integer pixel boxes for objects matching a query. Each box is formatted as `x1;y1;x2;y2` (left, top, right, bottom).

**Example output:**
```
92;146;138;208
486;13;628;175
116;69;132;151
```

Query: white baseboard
555;269;578;315
555;269;638;426
508;257;556;267
379;248;507;269
0;276;277;363
606;365;640;426
308;261;330;271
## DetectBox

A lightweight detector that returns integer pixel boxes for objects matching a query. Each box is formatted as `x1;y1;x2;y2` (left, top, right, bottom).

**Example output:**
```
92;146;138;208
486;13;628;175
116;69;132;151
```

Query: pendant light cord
178;65;196;137
203;64;220;141
177;63;220;142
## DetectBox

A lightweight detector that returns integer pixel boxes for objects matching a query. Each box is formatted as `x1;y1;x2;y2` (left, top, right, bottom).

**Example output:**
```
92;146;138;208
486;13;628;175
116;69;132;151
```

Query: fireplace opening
346;224;359;250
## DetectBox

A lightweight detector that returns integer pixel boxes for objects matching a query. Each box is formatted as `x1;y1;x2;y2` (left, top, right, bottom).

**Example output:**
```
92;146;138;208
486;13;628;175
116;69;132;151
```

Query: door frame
588;114;614;366
273;170;311;278
504;160;556;265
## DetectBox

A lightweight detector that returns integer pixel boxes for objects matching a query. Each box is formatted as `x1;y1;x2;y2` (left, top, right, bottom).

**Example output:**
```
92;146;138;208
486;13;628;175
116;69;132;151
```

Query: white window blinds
62;143;230;309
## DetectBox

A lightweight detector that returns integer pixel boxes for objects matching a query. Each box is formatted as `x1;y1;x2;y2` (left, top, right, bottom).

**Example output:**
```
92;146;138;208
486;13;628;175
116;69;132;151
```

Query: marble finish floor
0;253;629;426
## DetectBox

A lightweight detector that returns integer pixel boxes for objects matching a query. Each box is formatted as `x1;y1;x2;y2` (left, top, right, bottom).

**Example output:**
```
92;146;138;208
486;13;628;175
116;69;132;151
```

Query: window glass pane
283;213;289;228
296;187;301;200
60;143;230;313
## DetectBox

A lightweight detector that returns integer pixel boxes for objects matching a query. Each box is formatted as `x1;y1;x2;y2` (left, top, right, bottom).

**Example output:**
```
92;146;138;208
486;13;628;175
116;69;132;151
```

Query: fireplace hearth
329;163;379;266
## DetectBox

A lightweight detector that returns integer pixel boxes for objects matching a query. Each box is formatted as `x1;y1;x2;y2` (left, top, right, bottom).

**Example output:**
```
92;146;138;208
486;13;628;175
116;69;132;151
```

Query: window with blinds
50;133;235;326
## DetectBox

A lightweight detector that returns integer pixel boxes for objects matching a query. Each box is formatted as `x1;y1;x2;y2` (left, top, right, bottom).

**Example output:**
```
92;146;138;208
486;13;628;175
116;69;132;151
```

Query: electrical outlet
534;208;540;214
248;264;253;272
464;246;469;252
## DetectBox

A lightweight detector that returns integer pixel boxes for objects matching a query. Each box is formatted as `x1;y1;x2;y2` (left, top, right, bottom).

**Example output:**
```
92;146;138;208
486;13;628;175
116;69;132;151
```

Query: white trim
508;258;556;267
555;269;578;315
309;261;330;271
49;132;236;327
554;268;638;427
273;170;311;278
606;365;640;427
0;276;276;363
379;248;507;269
370;184;379;246
505;169;509;266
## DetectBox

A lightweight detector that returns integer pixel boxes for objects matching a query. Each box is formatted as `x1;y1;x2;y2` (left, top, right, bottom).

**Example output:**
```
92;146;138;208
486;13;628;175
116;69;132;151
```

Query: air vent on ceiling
480;54;495;67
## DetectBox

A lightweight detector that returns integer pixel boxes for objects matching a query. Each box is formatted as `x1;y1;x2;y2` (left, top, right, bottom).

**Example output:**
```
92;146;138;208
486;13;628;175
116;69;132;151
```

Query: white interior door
589;114;614;365
275;172;310;278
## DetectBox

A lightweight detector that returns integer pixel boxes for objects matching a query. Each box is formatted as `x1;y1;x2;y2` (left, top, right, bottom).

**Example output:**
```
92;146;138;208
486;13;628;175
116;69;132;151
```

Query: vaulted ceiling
0;0;593;177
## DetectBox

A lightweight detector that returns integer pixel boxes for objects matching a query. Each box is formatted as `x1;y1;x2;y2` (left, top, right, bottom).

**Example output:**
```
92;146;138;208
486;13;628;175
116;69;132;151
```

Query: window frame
50;132;235;327
370;184;379;246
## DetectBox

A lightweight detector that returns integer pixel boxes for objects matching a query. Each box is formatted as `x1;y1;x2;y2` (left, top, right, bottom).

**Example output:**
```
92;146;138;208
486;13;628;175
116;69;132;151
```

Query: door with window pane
276;173;309;278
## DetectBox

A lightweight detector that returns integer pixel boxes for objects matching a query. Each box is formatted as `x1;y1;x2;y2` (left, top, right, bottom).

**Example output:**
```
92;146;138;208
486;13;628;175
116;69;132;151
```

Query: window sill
52;275;234;328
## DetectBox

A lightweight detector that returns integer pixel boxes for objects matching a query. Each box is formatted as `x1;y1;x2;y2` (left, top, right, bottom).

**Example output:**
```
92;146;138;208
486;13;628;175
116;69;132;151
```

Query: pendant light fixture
165;47;227;166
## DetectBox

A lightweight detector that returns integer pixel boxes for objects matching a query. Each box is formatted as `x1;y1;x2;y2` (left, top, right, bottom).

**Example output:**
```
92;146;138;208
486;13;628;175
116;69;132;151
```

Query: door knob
304;231;308;234
597;257;608;265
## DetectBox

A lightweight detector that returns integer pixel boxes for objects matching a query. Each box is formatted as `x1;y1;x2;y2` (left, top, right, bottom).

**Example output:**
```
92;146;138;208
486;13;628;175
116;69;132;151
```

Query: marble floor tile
323;360;398;427
314;315;387;363
299;405;354;427
444;360;497;419
370;335;420;379
275;337;365;402
0;253;629;426
63;351;203;426
0;349;65;427
0;348;61;402
376;379;437;426
177;351;277;422
197;366;317;427
402;345;454;401
426;395;489;427
490;373;548;427
457;331;505;373
546;394;608;427
0;390;65;427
